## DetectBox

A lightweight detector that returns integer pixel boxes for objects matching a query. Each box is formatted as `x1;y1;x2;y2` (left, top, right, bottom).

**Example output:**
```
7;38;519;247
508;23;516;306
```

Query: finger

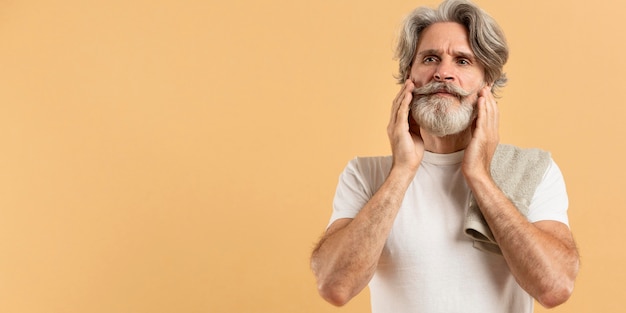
389;80;413;136
477;86;497;126
484;87;499;127
391;80;414;124
393;80;412;104
476;86;499;140
398;80;414;114
475;93;487;128
390;80;410;119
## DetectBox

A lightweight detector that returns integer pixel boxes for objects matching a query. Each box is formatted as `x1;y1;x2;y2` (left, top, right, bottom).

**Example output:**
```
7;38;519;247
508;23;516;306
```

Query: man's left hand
462;85;499;179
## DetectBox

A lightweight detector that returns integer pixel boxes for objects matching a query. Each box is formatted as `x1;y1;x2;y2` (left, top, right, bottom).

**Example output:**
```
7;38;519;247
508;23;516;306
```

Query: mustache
412;82;471;99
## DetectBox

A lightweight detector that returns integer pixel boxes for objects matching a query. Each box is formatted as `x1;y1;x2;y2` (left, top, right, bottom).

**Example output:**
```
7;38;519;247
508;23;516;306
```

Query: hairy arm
310;80;423;306
463;86;579;308
466;176;579;307
310;168;415;306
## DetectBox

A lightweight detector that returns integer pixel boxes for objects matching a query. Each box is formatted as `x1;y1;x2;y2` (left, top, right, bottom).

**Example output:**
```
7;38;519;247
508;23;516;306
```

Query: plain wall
0;0;623;312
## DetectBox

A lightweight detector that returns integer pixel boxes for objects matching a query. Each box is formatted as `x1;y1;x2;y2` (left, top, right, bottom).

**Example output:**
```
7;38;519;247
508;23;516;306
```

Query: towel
464;144;551;254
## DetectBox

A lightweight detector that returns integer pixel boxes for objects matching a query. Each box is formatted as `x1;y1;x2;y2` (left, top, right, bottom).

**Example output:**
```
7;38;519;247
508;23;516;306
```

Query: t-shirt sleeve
526;159;570;226
327;158;373;228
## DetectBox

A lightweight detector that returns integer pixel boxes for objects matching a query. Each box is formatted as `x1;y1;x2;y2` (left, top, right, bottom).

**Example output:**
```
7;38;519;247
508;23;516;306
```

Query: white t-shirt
329;150;569;313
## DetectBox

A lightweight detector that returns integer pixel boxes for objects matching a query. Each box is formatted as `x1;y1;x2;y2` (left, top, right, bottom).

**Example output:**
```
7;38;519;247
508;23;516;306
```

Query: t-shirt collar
422;150;465;165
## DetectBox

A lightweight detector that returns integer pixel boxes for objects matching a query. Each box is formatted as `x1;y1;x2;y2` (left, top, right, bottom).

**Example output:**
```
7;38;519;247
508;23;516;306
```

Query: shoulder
494;144;551;165
347;155;393;173
342;156;393;192
490;144;554;201
492;144;553;176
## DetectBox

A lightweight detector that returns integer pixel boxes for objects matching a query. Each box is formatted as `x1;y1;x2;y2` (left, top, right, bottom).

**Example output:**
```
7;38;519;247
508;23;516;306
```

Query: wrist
464;170;495;191
389;163;419;185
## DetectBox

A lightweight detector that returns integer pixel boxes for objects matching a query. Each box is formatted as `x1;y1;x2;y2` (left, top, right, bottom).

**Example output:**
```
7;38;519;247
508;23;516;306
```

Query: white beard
410;94;477;137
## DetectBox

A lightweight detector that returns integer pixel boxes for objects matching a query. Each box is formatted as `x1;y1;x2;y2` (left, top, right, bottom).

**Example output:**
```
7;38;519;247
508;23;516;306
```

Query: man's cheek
466;93;479;108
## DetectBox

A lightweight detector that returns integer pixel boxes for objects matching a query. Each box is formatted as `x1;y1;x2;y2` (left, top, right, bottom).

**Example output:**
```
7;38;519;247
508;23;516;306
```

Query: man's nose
433;61;454;81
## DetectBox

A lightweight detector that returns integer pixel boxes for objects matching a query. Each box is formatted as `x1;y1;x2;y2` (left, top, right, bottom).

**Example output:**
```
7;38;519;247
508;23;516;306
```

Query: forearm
311;167;415;306
467;175;579;308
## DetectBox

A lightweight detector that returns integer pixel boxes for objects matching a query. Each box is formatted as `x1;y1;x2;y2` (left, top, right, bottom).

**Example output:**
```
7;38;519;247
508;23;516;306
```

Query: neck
421;127;472;154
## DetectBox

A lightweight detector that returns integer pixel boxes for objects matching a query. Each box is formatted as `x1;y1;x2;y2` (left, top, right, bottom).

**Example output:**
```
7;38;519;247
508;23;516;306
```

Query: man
310;0;579;312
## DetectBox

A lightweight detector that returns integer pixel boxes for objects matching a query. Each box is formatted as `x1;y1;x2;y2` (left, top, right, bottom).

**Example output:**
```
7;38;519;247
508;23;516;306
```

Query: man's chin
420;123;472;138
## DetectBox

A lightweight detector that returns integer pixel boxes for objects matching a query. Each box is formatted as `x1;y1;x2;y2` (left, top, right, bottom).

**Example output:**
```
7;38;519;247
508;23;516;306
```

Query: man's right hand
387;79;424;172
311;80;425;306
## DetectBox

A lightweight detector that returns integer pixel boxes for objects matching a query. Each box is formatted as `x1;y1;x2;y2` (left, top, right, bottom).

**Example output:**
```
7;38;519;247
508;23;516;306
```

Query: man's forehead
416;22;474;56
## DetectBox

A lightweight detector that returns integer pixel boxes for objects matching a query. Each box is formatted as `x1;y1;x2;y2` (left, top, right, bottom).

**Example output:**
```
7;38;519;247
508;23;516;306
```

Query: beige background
0;0;623;312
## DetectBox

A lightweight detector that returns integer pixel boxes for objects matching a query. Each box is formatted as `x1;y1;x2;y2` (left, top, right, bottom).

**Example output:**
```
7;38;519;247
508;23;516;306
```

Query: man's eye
458;59;470;65
423;56;438;63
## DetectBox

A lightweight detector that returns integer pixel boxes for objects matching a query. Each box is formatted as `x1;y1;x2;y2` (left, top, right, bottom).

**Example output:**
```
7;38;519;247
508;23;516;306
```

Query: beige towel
464;144;551;254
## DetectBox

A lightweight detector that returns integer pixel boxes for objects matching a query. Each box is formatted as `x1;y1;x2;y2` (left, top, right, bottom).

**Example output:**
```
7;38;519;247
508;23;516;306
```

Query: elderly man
310;0;579;312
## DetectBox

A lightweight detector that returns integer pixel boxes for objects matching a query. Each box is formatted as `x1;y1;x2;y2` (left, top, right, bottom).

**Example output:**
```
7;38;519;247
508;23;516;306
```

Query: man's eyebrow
416;49;476;60
416;49;440;57
455;51;476;60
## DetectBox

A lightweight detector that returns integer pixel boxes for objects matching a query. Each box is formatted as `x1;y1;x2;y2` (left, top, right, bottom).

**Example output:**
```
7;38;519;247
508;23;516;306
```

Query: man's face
408;22;487;137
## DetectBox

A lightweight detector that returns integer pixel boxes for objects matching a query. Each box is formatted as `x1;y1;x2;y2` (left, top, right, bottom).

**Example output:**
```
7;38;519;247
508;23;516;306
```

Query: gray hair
394;0;509;95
